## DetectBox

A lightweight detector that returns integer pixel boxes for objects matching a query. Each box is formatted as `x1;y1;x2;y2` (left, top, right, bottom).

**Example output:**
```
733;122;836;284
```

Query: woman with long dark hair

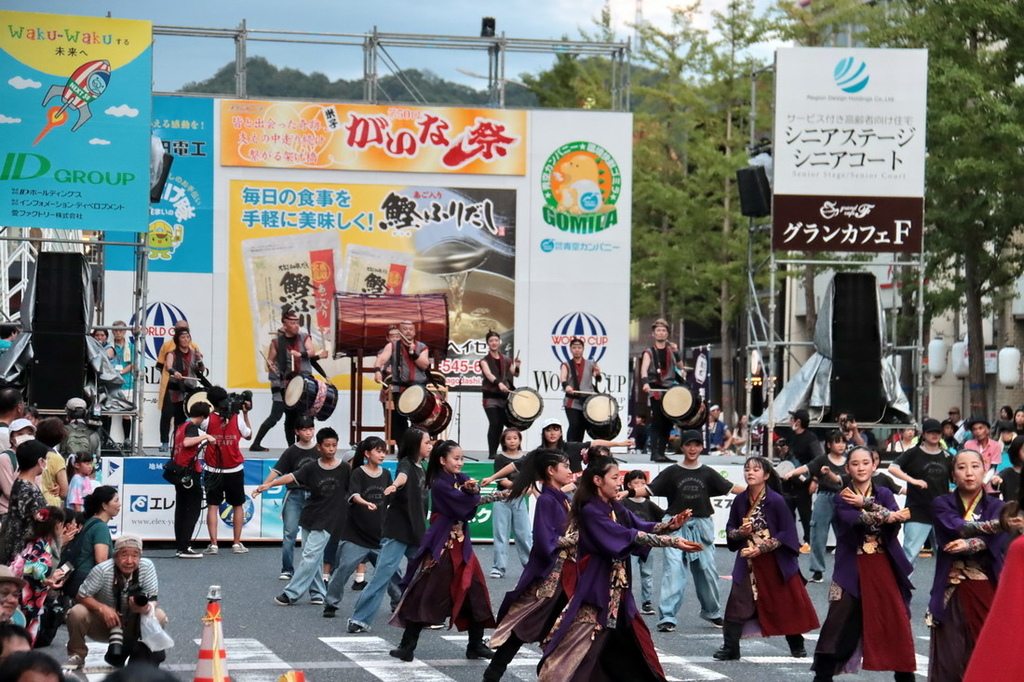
485;448;575;681
62;485;119;599
480;330;520;459
538;456;696;682
927;449;1014;681
348;427;431;633
389;440;508;662
811;446;915;681
716;456;819;661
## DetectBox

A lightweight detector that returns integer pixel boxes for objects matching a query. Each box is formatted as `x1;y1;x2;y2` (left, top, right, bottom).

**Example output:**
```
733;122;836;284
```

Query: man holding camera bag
202;386;252;555
64;535;168;670
168;401;216;559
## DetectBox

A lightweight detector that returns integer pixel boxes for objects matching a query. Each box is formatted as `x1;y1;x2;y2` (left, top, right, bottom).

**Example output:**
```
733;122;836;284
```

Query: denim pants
325;541;380;608
348;536;417;629
632;554;655;604
901;520;934;568
491;497;532;575
657;515;722;624
809;491;836;574
282;528;329;602
280;488;309;576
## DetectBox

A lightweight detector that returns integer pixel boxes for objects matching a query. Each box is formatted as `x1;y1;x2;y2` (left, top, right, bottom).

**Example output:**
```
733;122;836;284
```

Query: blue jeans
657;516;722;625
809;491;836;573
325;541;379;608
280;488;308;576
491;497;532;575
632;554;655;604
902;521;934;568
348;537;417;629
283;528;328;602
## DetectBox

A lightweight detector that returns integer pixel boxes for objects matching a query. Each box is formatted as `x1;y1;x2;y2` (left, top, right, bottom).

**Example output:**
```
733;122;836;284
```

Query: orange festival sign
220;100;527;175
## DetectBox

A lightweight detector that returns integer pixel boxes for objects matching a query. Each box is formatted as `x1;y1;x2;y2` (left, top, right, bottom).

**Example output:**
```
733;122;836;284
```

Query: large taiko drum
584;393;621;440
397;384;452;436
660;385;703;427
285;373;339;421
335;293;449;358
506;387;544;430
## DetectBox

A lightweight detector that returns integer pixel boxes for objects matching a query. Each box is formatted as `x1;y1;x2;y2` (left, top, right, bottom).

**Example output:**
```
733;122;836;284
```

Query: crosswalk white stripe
321;636;457;681
192;636;289;667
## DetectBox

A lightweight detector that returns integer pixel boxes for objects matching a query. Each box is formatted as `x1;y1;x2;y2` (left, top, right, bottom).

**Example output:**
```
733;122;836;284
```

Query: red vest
172;422;202;471
205;413;244;470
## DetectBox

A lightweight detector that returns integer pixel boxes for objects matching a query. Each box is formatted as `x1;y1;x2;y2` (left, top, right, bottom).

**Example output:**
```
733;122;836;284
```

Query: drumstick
258;350;273;372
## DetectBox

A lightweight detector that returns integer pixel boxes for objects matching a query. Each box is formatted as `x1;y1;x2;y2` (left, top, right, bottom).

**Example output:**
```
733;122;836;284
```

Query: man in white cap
62;398;101;459
0;566;27;627
65;535;168;670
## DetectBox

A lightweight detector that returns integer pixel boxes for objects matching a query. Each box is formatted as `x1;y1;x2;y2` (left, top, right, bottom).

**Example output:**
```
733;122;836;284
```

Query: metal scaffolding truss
153;22;632;110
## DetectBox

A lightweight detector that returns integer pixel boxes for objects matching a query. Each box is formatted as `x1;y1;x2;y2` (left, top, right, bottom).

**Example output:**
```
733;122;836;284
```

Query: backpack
64;423;96;459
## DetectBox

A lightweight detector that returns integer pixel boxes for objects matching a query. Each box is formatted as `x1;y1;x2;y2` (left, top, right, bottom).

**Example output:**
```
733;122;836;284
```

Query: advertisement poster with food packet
240;232;341;384
228;179;516;392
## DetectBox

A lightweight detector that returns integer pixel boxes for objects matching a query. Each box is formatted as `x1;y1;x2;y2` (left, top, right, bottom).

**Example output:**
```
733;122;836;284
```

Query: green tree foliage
178;56;538;106
870;0;1024;417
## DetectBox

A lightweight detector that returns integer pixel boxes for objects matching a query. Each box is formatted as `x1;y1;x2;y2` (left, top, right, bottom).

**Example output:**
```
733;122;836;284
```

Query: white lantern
951;341;969;379
998;347;1021;388
927;338;948;377
749;349;762;375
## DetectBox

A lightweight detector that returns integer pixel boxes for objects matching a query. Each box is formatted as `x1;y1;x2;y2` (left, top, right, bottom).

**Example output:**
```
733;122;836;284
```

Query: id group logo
540;141;621;234
834;57;870;94
550;311;609;363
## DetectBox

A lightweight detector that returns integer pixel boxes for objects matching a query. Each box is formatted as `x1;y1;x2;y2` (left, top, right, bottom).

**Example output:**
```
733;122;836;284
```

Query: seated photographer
64;535;167;670
202;386;253;555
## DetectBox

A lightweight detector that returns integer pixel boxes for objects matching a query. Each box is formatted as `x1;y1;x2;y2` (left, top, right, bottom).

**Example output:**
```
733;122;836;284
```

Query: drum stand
348;351;390;449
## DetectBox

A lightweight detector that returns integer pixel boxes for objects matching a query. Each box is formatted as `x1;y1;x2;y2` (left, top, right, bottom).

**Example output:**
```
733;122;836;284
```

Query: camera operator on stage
373;320;430;442
64;535;168;671
250;308;328;452
202;386;253;555
61;398;101;459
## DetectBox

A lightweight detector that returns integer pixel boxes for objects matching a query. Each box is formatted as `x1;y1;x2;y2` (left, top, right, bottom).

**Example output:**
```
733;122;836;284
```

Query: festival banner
0;10;152;232
219;100;527;175
108;96;214;271
227;180;517;391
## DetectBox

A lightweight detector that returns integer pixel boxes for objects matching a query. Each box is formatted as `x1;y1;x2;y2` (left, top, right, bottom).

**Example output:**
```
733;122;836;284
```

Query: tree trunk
964;249;987;420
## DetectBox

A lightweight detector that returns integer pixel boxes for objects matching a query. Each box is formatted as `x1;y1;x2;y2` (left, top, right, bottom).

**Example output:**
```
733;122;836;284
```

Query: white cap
9;418;35;433
540;417;563;431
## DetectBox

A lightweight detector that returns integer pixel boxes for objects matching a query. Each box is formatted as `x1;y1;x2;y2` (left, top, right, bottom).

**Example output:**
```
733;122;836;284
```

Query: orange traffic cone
278;674;306;681
194;585;230;682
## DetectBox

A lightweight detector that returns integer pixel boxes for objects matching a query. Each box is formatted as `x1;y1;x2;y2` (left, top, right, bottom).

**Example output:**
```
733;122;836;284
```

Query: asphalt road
39;540;939;682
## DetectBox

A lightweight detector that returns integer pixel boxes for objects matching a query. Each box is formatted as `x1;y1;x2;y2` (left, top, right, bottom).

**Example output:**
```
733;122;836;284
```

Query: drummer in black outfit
639;318;685;463
251;308;328;452
480;330;520;460
559;336;602;442
373;320;430;443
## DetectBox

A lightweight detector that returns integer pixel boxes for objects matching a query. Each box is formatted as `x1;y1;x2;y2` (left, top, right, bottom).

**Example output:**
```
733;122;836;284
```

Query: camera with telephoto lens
220;390;253;415
126;583;150;608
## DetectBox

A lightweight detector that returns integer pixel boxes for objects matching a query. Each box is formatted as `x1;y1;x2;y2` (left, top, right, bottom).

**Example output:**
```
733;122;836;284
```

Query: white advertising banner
772;47;928;254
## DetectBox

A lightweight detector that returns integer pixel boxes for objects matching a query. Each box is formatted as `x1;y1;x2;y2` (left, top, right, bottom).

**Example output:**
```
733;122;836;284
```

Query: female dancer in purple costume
389;440;508;662
538;456;697;682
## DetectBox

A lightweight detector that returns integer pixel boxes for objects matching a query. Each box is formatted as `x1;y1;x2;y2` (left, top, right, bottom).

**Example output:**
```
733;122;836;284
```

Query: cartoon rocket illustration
34;59;111;145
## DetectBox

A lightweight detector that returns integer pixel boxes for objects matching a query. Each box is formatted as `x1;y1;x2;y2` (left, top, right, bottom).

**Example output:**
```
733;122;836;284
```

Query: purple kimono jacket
832;486;913;608
401;471;480;588
498;484;571;620
544;498;656;653
726;487;802;584
929;491;1007;622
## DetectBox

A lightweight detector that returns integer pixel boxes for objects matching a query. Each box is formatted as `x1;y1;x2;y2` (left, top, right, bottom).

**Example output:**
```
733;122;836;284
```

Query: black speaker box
33;252;87;331
736;166;772;218
30;252;88;409
830;273;886;422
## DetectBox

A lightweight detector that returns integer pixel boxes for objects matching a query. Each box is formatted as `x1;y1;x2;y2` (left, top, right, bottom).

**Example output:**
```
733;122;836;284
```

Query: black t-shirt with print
293;459;351;535
647;463;733;517
893;445;951;523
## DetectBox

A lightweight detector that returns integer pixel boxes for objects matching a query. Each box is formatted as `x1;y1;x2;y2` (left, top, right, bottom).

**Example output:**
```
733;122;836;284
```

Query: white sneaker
278;572;292;580
204;545;219;555
232;543;249;554
176;548;203;559
63;654;85;670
